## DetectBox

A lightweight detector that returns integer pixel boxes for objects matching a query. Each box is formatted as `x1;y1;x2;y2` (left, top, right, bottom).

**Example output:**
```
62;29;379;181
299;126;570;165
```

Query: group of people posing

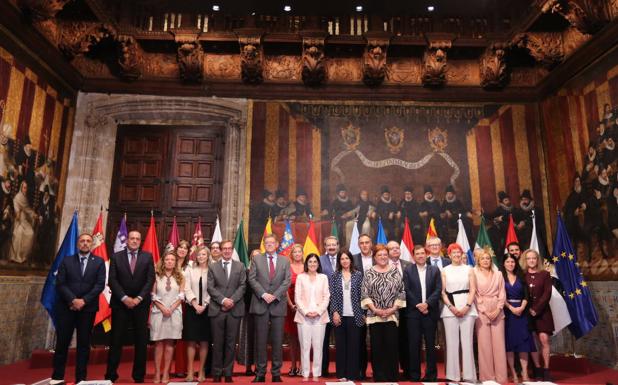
50;230;555;384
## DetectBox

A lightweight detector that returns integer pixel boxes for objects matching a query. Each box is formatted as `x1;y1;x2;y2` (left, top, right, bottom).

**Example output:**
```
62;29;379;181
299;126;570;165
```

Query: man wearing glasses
425;237;451;270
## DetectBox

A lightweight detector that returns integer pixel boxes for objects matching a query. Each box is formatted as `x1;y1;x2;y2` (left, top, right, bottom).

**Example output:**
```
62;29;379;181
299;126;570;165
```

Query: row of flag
41;207;598;341
40;211;250;333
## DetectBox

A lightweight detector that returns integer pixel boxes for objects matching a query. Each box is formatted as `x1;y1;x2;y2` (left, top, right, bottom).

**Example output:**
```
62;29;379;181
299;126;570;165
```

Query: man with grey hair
425;237;451;270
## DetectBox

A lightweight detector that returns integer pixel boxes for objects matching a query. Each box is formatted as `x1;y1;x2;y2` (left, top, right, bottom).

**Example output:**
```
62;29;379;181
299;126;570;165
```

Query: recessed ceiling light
284;5;292;12
356;5;363;12
212;5;220;11
427;5;435;11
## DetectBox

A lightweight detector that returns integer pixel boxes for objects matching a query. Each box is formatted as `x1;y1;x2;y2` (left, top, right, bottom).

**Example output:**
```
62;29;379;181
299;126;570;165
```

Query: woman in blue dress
501;254;536;383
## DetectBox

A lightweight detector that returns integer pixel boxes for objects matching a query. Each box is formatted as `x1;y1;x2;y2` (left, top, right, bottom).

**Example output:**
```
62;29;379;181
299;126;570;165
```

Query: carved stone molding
238;36;263;84
479;43;509;89
58;22;116;60
18;0;72;20
422;39;451;87
362;38;389;87
116;35;141;81
61;94;248;253
514;32;564;69
301;37;326;87
542;0;610;35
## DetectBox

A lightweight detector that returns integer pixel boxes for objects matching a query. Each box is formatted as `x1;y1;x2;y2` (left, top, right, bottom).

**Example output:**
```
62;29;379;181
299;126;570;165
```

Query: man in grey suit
207;239;247;383
248;234;291;382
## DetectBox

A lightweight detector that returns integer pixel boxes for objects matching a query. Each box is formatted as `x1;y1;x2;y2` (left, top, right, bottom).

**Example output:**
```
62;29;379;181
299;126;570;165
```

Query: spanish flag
426;218;438;242
259;217;273;253
303;220;321;259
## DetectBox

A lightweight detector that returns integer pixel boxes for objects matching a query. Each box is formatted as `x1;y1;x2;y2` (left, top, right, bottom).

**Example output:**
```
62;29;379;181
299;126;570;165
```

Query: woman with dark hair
329;250;364;381
294;253;331;381
501;254;535;383
523;248;554;381
361;244;406;382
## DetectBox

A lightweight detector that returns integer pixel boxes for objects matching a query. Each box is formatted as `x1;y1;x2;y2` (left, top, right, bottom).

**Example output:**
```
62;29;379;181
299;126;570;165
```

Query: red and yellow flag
426;218;438;242
303;220;320;259
259;217;273;253
92;210;112;332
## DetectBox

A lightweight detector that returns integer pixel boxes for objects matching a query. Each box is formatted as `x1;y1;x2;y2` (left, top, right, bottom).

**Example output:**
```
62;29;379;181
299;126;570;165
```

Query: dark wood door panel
107;124;225;250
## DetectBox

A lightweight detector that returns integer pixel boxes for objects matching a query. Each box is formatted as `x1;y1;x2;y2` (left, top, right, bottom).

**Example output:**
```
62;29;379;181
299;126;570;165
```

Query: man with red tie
248;234;291;383
105;230;155;383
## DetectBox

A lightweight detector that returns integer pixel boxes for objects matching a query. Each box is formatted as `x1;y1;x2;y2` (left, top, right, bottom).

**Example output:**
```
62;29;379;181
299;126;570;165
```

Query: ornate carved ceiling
5;0;618;101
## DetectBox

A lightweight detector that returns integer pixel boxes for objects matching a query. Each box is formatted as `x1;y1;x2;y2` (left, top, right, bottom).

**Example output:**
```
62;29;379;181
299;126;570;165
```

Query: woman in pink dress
284;244;304;376
473;248;508;383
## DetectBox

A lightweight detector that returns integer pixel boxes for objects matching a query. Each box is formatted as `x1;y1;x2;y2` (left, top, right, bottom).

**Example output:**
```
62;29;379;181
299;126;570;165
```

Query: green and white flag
232;220;249;268
474;216;497;266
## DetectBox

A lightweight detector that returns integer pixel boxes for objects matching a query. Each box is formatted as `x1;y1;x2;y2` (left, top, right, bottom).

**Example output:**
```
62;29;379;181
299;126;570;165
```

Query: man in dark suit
50;233;105;385
351;233;374;379
207;239;247;383
403;244;442;382
386;240;412;379
426;236;451;270
105;230;155;383
248;234;291;382
319;235;340;376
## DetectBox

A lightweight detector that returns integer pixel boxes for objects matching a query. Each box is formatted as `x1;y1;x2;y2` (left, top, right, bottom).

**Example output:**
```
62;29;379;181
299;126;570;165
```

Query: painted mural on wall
247;101;549;266
542;54;618;280
0;46;75;273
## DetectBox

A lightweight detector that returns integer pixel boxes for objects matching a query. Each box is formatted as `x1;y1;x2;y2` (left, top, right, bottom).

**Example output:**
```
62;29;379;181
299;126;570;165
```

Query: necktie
224;261;230;279
394;260;399;273
432;259;438;267
330;256;336;270
268;255;275;280
198;276;203;306
130;251;137;274
80;256;87;276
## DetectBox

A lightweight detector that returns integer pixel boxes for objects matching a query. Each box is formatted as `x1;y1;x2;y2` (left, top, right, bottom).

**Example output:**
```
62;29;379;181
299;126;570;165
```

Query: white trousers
443;315;477;382
297;320;326;378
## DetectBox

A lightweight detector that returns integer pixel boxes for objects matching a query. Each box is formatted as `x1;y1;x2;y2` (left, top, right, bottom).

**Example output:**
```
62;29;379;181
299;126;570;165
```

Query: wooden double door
106;125;224;248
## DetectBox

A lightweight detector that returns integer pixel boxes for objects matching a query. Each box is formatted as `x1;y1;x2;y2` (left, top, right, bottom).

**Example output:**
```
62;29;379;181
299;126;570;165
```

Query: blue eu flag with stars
551;213;598;338
376;217;387;245
40;211;79;328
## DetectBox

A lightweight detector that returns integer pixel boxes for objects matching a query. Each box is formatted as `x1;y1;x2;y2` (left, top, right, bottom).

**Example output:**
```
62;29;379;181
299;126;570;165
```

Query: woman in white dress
440;243;478;382
151;251;185;383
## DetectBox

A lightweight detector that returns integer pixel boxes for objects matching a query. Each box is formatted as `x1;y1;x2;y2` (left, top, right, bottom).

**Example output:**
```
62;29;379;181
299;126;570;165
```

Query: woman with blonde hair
473;248;507;383
285;243;305;376
522;248;554;381
151;252;185;383
183;246;211;381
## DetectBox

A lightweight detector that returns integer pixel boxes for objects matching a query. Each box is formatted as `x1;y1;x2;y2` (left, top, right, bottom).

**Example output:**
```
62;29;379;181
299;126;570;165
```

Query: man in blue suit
50;233;105;384
319;235;340;376
426;236;451;269
403;244;442;382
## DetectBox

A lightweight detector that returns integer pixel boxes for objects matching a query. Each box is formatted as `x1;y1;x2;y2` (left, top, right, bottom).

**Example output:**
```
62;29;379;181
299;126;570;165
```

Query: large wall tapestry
0;45;75;274
542;50;618;280
247;101;549;266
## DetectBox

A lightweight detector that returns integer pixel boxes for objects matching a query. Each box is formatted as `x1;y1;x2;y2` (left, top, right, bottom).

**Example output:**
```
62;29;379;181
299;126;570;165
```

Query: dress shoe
272;375;283;382
104;374;119;382
543;368;553;381
213;375;222;382
288;367;298;376
252;376;265;383
409;376;420;382
245;369;256;376
225;376;233;383
134;379;145;384
421;375;437;381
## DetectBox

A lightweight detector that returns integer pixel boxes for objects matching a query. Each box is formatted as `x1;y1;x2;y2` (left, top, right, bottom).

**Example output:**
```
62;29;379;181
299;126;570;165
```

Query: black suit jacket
108;249;155;309
402;263;442;320
352;253;374;278
55;253;106;313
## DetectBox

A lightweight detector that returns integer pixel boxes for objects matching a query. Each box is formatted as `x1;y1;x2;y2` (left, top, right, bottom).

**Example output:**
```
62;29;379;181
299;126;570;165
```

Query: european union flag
376;217;387;245
40;211;79;327
551;213;598;338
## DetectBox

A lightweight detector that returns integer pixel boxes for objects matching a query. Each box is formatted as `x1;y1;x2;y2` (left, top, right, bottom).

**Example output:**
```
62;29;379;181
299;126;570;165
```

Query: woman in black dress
183;246;212;381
